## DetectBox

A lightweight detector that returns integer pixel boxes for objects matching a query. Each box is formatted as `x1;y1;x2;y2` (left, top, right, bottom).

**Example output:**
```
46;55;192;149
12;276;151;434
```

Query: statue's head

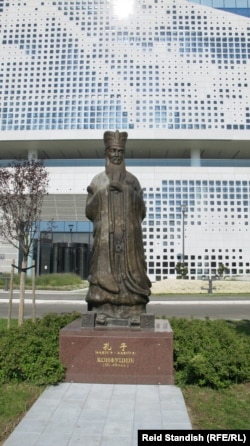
104;130;128;165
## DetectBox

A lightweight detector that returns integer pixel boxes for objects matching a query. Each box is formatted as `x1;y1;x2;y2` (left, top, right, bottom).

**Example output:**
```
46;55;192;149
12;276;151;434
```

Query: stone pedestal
59;319;174;384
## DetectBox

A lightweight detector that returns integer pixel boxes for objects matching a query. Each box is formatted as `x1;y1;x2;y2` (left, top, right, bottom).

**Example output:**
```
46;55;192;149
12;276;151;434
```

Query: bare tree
0;159;49;325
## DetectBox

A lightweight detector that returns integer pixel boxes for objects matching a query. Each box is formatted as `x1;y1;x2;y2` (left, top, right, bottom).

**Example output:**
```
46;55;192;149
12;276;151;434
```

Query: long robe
85;169;151;316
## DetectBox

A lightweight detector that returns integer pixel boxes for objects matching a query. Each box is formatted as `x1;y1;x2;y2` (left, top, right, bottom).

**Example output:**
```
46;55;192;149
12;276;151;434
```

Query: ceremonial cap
104;130;128;150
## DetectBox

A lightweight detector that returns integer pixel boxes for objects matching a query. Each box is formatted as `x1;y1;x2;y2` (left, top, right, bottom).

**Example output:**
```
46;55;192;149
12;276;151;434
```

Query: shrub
0;313;80;386
1;316;249;389
170;318;250;389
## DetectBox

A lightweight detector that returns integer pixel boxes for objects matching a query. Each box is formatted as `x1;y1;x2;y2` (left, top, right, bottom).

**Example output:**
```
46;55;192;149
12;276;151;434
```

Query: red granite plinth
59;319;174;384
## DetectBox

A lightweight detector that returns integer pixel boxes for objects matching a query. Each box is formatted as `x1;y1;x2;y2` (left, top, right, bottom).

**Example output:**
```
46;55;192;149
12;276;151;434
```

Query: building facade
0;0;250;280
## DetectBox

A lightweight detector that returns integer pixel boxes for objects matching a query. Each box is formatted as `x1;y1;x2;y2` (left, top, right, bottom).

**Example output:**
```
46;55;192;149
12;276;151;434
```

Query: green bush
0;313;80;386
170;318;250;389
1;316;249;389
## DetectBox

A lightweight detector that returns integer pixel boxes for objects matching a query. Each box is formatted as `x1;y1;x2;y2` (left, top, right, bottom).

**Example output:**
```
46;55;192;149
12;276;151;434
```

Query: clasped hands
109;180;123;192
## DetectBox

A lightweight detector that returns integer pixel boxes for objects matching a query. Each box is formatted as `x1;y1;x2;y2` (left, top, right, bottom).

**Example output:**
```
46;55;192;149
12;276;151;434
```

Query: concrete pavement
3;383;192;446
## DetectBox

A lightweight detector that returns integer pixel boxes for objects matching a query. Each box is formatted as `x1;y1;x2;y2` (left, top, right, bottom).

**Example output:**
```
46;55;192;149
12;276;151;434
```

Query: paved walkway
4;383;192;446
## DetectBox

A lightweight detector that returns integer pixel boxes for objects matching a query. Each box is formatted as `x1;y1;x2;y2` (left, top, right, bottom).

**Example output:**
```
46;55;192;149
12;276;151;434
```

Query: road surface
1;290;250;320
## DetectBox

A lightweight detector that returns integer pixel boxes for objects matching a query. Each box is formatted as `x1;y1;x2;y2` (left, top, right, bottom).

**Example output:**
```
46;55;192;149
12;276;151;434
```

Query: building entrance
39;242;88;279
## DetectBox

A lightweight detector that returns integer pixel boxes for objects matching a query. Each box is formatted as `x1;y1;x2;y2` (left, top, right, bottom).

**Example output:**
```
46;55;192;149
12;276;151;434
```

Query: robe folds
85;170;151;313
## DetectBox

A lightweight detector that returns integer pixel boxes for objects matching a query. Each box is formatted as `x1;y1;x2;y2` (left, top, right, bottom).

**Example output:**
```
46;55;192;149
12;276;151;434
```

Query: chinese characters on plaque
95;342;136;368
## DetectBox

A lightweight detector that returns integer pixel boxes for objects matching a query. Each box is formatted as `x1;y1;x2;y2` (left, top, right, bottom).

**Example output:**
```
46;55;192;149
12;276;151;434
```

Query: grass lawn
183;383;250;430
0;272;88;291
0;383;44;445
0;319;17;330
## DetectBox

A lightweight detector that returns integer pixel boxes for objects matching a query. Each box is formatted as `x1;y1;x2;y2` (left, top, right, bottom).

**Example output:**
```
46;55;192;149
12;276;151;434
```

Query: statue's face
106;147;125;165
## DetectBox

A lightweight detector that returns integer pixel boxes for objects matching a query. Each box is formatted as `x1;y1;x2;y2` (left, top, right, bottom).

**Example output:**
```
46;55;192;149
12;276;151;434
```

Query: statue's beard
105;159;126;181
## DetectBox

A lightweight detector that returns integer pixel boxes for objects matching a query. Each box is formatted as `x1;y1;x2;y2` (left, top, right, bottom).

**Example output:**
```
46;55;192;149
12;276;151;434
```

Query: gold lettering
96;356;135;366
119;342;127;352
103;342;112;351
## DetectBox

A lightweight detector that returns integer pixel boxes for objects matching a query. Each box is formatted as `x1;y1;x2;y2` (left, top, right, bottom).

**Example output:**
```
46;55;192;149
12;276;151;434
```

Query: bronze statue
85;130;151;325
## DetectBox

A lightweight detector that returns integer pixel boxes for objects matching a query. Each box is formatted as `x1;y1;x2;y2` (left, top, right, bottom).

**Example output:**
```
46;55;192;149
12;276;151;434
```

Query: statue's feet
95;314;107;326
129;315;140;326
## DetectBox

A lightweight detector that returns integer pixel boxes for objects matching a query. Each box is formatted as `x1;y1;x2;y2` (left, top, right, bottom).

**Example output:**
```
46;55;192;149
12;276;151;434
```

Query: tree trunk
7;259;15;329
18;259;26;327
32;260;36;322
